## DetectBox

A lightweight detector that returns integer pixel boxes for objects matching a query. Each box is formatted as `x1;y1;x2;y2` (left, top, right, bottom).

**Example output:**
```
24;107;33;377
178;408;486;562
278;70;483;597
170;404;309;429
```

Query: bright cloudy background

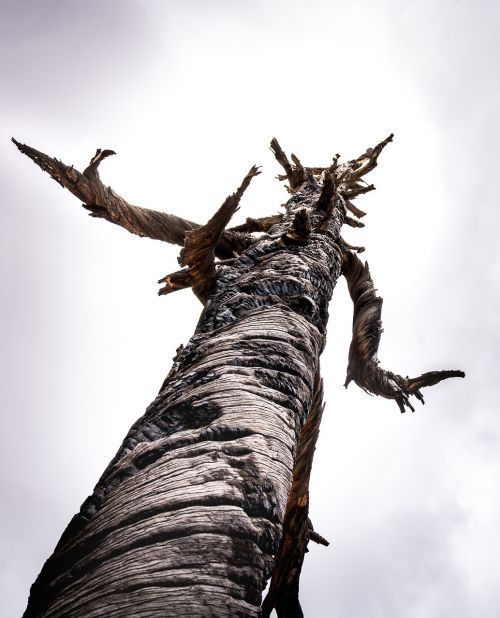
1;1;499;616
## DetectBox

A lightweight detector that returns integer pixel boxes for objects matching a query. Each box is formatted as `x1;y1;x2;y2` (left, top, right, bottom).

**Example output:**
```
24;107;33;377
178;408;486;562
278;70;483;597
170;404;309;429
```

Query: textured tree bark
14;135;464;617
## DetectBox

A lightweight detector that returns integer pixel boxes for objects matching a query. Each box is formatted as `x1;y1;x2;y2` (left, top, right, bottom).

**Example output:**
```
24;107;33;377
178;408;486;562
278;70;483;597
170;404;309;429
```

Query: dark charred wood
282;209;311;244
229;214;285;233
342;250;465;413
315;171;335;212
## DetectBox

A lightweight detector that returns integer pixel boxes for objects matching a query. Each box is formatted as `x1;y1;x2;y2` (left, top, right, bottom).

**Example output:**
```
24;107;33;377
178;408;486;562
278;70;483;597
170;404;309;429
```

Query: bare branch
342;250;465;413
345;199;366;219
157;269;192;296
283;208;311;244
308;525;329;547
342;182;375;199
339;237;365;254
262;372;326;617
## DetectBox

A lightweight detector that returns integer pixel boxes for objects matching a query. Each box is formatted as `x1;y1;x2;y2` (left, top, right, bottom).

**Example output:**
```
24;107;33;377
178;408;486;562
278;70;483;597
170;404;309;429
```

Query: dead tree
13;134;464;618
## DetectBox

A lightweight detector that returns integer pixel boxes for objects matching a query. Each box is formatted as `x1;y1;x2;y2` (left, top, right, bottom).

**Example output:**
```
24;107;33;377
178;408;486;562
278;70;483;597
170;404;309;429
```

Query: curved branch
342;250;465;412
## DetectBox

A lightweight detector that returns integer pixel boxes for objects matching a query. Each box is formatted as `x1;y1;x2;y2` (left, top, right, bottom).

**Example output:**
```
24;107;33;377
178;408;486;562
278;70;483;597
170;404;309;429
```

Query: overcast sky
1;0;499;616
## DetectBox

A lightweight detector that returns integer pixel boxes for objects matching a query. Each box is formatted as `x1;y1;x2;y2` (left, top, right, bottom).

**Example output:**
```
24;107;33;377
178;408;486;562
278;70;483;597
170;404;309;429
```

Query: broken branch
283;208;311;244
270;138;306;191
12;138;201;246
316;171;335;211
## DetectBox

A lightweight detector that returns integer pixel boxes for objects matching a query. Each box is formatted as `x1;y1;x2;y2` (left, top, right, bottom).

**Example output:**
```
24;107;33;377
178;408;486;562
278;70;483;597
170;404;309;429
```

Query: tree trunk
23;178;342;617
15;135;463;617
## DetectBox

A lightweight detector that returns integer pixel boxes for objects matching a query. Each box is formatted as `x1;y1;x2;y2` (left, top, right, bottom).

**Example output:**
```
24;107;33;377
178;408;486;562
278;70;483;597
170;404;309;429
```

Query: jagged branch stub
159;165;261;302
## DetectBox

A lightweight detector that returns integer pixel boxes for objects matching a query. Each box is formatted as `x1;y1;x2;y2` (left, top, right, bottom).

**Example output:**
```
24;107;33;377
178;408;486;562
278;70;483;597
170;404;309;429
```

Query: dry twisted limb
11;138;255;260
342;249;465;412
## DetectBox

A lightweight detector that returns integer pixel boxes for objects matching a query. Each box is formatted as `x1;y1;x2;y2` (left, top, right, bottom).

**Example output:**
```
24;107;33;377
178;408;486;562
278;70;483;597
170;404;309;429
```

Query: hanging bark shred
13;131;465;617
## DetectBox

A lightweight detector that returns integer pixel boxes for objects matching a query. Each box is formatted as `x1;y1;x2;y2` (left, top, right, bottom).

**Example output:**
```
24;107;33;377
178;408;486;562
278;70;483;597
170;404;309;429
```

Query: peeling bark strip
262;372;327;618
342;250;465;412
14;134;465;617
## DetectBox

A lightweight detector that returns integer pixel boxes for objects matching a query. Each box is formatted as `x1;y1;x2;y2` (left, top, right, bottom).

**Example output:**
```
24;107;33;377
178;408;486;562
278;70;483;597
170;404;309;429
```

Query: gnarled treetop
12;134;463;417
